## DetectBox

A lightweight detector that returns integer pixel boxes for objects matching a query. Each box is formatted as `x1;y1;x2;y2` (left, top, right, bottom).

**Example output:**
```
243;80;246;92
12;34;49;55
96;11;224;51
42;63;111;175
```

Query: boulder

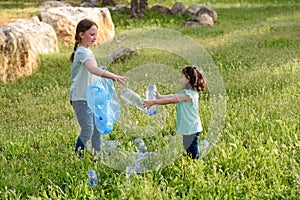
185;5;217;26
0;18;58;83
0;27;40;83
40;7;115;46
6;17;59;54
191;13;214;26
185;5;201;15
171;2;186;16
187;5;217;22
150;5;172;15
108;47;137;63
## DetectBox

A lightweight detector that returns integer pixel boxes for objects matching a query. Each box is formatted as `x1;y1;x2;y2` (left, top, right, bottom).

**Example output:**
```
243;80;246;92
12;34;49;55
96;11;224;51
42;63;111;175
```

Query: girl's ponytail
182;66;206;92
197;70;206;92
69;40;79;63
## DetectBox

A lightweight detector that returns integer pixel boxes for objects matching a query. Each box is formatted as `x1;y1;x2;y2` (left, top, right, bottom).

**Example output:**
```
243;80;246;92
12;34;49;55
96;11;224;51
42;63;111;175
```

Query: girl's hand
114;75;128;85
143;100;154;109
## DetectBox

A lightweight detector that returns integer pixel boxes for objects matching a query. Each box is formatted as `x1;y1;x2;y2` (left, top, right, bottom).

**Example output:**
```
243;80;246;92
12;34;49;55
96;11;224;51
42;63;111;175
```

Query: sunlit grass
1;0;299;199
0;2;40;25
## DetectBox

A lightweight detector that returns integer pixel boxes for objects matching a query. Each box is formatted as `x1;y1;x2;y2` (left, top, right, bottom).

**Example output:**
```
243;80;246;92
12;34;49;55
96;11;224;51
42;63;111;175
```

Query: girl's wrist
114;75;118;81
101;70;106;77
152;99;157;105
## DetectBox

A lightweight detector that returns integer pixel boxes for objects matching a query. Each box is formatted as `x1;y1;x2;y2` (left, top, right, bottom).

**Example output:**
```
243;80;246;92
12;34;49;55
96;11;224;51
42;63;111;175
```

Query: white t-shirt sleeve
76;48;94;64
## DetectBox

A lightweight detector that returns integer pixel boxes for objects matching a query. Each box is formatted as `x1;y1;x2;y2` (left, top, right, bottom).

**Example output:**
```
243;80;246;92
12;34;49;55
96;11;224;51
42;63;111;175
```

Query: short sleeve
181;89;198;106
75;47;94;64
183;89;195;99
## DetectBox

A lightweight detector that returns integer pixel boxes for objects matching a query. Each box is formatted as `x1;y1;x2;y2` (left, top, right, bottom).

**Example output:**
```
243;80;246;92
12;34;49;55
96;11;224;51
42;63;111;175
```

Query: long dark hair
182;66;206;92
69;19;98;62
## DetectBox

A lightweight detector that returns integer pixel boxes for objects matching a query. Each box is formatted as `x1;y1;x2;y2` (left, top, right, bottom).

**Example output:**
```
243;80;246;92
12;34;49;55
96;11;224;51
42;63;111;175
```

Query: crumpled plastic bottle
88;170;98;187
134;138;147;153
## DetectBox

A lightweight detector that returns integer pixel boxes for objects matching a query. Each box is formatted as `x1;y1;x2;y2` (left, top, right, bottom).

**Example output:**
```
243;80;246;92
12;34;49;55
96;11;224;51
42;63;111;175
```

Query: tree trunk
139;0;148;13
131;0;148;17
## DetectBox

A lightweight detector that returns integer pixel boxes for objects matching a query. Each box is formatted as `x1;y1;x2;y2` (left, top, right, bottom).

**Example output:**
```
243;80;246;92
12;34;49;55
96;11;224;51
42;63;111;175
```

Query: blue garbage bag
86;68;120;134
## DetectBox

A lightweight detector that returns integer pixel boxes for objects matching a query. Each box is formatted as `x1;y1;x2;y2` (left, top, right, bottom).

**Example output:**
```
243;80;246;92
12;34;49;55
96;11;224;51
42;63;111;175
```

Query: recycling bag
86;71;120;134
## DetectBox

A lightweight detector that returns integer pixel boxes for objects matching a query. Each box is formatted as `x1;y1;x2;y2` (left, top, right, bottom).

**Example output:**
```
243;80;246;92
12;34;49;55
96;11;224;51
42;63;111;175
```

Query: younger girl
69;19;127;156
143;66;206;159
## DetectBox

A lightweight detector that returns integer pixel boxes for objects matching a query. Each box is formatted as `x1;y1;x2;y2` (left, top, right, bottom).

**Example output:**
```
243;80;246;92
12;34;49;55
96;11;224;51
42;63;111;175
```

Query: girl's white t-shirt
69;46;98;101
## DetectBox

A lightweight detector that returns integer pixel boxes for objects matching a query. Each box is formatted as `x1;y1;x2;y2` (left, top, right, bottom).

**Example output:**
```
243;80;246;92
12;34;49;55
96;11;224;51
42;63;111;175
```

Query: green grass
1;0;300;199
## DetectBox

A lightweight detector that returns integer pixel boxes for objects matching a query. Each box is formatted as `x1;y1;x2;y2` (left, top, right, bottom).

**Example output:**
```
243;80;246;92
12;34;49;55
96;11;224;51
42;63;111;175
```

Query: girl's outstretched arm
156;91;176;99
84;60;128;84
143;93;189;109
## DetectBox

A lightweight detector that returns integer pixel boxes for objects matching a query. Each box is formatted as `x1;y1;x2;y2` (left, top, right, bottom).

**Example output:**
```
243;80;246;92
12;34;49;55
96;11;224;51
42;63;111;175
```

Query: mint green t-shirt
176;89;203;135
69;46;98;101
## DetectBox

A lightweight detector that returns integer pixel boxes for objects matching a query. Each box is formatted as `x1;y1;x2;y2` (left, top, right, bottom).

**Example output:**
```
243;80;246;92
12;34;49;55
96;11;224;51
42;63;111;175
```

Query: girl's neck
184;84;193;90
79;43;90;49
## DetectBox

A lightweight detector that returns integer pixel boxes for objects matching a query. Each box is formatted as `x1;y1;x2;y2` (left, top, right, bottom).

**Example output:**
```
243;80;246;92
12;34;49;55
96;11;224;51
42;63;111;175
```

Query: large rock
40;7;115;46
6;17;59;54
192;13;214;26
0;18;59;83
108;47;137;63
185;5;217;26
171;2;186;16
150;5;172;15
0;27;40;84
187;5;217;22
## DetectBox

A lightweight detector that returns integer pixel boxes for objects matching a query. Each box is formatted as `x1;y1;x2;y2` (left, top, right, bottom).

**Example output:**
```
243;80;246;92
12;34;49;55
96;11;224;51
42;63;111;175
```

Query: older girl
69;19;127;156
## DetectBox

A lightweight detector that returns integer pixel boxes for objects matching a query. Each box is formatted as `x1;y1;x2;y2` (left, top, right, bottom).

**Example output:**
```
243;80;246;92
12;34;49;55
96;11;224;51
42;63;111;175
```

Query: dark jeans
183;132;200;159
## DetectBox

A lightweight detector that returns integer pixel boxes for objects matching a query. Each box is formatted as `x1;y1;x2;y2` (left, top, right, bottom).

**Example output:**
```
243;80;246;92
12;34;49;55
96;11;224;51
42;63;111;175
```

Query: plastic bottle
134;138;147;153
199;139;209;157
146;84;157;116
88;170;98;187
200;139;209;148
121;88;147;114
126;155;145;177
104;140;121;151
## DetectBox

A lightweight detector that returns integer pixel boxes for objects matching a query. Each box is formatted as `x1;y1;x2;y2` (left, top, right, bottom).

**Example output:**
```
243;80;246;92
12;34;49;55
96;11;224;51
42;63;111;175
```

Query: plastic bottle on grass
121;88;147;114
146;84;157;116
88;170;98;187
104;140;121;151
200;139;209;148
134;138;147;153
199;139;209;157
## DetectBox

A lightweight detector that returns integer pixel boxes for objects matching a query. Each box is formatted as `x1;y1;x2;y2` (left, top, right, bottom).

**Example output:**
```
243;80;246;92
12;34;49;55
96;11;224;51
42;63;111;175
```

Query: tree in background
83;0;148;17
131;0;148;17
